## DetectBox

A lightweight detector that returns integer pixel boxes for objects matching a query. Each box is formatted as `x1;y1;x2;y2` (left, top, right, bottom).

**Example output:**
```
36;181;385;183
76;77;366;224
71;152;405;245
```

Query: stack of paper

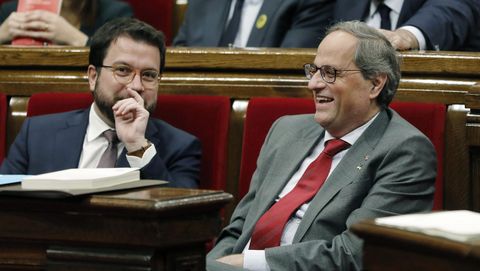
375;210;480;243
21;168;140;190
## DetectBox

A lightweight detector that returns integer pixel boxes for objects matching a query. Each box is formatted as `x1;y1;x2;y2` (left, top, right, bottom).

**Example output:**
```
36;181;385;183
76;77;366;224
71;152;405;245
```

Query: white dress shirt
365;0;427;50
225;0;264;48
243;113;379;271
78;104;156;168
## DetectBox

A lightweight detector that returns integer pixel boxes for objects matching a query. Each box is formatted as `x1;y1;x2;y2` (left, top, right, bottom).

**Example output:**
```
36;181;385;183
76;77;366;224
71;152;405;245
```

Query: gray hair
326;21;401;108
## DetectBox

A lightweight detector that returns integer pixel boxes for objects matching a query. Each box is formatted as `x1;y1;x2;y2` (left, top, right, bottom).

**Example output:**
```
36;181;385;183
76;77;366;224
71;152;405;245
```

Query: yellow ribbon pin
256;14;268;29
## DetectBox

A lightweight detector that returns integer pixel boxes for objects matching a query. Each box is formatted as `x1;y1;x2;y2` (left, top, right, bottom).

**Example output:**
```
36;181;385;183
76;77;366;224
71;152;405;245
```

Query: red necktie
249;139;350;249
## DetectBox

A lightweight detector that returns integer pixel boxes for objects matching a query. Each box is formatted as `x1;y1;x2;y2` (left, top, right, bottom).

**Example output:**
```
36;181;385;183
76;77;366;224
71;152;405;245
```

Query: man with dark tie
207;21;436;270
333;0;480;51
0;18;201;188
173;0;335;48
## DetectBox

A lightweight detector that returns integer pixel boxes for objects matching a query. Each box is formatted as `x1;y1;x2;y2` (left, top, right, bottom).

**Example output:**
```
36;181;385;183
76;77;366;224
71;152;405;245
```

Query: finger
126;88;144;104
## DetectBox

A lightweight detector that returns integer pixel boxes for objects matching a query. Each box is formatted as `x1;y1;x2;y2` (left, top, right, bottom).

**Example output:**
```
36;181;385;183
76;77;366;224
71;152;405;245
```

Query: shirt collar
86;103;115;142
369;0;403;17
324;112;380;146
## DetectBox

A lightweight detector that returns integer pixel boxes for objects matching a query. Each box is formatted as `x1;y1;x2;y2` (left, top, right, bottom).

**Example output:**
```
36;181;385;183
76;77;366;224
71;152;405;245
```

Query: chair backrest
121;0;174;45
27;92;231;191
27;92;93;116
153;94;231;190
0;93;7;163
238;97;445;210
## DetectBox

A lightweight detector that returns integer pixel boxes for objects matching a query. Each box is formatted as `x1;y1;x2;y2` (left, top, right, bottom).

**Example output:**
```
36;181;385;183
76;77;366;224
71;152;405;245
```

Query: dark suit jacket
0;0;133;38
333;0;480;51
0;108;202;188
207;109;436;270
173;0;334;48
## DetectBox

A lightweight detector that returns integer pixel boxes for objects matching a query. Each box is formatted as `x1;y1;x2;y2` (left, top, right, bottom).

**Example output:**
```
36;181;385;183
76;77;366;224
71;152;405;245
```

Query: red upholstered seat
0;93;7;163
153;94;231;190
27;92;93;116
122;0;174;45
238;97;445;210
27;92;231;191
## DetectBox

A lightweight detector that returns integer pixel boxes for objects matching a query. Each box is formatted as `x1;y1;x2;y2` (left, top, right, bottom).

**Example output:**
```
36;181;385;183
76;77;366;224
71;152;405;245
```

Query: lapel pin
364;155;369;161
356;165;362;170
256;14;268;29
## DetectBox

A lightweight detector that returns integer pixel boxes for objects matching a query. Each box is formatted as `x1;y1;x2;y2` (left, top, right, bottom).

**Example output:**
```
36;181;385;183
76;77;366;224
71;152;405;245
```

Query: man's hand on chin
216;254;244;267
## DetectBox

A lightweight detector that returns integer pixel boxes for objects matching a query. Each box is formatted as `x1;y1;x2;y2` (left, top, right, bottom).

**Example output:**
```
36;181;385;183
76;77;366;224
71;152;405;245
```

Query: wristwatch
127;140;152;158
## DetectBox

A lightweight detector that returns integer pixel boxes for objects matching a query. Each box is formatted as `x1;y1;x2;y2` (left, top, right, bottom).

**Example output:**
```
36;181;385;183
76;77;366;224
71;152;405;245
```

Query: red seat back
27;92;93;116
153;94;231;190
27;92;231;190
238;97;445;210
0;93;7;163
121;0;174;45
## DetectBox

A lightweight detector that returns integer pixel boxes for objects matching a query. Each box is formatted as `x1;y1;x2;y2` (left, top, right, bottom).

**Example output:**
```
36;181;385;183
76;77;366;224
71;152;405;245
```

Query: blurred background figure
333;0;480;51
174;0;335;48
0;0;132;46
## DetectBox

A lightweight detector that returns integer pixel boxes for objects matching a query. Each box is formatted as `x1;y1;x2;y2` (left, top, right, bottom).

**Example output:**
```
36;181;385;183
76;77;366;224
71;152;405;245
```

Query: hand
1;10;88;46
0;11;28;43
216;254;244;267
378;28;419;51
112;88;150;152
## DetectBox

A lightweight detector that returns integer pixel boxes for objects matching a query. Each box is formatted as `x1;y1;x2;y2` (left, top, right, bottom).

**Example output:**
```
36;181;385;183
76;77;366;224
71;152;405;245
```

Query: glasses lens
110;64;159;88
304;64;316;79
320;65;336;83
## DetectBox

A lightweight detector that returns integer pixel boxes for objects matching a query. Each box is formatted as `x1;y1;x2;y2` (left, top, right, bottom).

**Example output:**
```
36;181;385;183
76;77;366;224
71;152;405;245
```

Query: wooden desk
0;187;233;271
352;220;480;271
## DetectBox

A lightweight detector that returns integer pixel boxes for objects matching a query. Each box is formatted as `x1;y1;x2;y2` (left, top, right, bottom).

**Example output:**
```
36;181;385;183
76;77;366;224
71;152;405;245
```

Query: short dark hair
327;21;401;109
89;17;166;73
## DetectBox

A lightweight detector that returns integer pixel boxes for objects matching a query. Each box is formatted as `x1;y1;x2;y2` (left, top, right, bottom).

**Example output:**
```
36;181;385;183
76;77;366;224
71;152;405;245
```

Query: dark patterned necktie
249;139;351;249
218;0;244;46
97;129;119;168
377;3;392;30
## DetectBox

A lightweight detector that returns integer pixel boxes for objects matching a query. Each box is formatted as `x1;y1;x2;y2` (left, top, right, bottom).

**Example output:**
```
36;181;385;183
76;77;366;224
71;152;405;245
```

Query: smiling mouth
316;96;334;103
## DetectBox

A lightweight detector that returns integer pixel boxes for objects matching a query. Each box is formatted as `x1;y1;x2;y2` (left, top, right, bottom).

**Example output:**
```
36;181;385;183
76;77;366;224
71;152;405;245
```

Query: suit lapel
337;0;370;21
204;0;232;45
397;0;423;26
52;109;89;169
293;110;390;242
247;0;283;47
240;121;324;246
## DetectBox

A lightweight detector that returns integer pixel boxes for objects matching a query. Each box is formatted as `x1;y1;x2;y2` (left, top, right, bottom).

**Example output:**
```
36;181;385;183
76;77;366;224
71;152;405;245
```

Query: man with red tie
207;21;436;270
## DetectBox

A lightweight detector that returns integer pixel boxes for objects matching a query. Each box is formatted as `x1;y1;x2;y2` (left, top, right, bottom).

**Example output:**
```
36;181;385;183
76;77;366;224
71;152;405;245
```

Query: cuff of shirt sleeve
126;143;156;168
244;249;270;271
400;25;427;50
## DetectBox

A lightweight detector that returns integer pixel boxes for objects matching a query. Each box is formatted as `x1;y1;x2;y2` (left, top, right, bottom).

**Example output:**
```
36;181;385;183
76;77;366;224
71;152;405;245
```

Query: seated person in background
174;0;335;48
0;18;202;188
0;0;133;46
333;0;480;51
207;21;436;270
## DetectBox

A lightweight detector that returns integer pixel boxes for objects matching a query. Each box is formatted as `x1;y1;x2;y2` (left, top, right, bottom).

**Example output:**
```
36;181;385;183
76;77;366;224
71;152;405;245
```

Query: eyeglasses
99;64;160;88
303;63;362;83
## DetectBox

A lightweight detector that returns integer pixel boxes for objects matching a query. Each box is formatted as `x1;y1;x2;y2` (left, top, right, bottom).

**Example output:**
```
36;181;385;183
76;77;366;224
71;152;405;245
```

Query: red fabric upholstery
0;93;7;163
122;0;174;45
238;97;445;210
390;101;445;210
154;94;231;190
238;98;315;199
27;92;93;116
27;92;231;190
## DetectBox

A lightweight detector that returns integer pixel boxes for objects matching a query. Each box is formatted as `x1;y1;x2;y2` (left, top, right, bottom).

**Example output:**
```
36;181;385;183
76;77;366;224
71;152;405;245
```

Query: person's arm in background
385;0;480;50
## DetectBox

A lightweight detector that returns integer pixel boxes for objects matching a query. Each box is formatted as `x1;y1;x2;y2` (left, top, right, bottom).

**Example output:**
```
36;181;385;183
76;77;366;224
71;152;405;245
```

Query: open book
21;168;140;190
12;0;63;46
375;210;480;243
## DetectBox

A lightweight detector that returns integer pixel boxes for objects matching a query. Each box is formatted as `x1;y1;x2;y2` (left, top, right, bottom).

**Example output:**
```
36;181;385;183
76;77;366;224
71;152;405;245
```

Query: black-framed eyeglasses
99;64;160;89
303;63;362;83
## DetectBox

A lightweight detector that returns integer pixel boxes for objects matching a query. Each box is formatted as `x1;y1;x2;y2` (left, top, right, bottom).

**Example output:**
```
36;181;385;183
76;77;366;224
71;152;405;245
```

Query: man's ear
369;73;388;99
87;65;98;92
